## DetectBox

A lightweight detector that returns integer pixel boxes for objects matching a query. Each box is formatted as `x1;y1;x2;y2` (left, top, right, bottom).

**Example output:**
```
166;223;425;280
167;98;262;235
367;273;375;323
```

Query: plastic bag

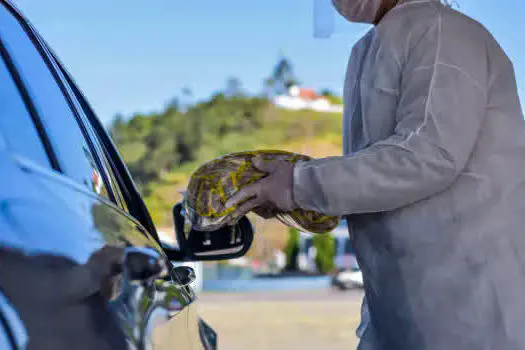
184;150;340;234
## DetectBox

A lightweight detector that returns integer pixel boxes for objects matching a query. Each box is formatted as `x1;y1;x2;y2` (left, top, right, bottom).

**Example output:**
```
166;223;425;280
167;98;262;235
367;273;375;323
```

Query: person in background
227;0;525;348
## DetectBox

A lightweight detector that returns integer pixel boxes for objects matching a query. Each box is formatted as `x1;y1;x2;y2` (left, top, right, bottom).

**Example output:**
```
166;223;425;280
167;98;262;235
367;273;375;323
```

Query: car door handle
124;247;169;282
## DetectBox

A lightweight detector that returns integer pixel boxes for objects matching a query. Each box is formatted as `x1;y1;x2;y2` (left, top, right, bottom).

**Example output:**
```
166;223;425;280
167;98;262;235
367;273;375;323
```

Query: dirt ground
197;289;364;350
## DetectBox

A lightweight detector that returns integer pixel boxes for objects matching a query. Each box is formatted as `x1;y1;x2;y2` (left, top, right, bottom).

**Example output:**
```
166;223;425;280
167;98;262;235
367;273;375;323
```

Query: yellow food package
184;150;340;234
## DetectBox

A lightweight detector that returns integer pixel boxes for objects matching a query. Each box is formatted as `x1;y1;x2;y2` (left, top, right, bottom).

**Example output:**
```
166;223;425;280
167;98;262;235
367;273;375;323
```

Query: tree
181;86;193;97
284;227;300;271
165;97;180;112
313;233;335;274
320;89;343;105
179;86;194;112
109;92;269;193
109;114;126;143
265;56;300;97
225;77;243;97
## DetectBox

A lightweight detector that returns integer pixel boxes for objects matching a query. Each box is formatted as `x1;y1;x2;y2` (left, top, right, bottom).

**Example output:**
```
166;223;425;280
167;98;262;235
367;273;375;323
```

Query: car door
46;41;204;350
0;2;197;349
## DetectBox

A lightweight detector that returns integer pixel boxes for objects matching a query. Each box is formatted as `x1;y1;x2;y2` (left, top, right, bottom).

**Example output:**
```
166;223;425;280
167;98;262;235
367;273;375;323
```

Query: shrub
284;227;300;271
313;233;335;274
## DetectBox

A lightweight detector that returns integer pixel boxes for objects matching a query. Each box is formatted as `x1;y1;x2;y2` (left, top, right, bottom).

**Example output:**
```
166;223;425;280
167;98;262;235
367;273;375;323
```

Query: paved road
197;288;364;350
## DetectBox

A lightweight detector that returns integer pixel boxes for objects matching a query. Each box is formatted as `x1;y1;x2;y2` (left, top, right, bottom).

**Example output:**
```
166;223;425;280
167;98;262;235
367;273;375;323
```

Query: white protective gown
294;0;525;348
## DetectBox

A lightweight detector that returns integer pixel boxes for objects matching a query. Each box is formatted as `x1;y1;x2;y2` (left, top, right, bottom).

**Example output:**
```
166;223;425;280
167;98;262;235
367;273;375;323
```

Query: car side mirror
167;202;254;261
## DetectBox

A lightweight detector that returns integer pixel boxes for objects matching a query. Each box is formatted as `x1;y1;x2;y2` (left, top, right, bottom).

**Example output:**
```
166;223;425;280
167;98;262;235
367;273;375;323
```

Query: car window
86;123;130;213
48;49;158;233
0;4;110;199
65;77;130;213
94;137;130;213
70;89;130;213
0;46;49;167
49;54;131;214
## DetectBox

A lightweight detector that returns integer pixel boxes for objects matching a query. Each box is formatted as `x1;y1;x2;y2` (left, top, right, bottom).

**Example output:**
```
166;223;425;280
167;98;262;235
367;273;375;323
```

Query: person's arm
294;17;488;216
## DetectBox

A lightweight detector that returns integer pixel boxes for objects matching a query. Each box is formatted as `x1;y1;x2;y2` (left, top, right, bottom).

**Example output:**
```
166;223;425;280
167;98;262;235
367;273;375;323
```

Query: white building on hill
273;85;343;113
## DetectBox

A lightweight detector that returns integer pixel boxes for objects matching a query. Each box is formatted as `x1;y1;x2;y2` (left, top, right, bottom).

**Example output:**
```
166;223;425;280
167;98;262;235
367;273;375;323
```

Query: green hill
110;95;343;258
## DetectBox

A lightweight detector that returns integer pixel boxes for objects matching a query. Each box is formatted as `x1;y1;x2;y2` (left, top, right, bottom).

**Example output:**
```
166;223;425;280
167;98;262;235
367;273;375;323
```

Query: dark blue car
0;1;254;348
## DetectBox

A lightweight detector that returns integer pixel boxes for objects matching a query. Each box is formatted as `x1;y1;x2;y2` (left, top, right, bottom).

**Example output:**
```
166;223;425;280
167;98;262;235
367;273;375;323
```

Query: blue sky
12;0;525;123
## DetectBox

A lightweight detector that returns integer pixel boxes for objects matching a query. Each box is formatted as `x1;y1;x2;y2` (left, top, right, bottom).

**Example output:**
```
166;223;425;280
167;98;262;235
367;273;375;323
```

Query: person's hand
225;156;298;217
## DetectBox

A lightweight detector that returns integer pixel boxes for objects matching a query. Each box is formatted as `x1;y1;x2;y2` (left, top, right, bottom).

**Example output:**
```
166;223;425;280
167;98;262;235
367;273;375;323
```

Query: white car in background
297;220;364;289
331;221;364;290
